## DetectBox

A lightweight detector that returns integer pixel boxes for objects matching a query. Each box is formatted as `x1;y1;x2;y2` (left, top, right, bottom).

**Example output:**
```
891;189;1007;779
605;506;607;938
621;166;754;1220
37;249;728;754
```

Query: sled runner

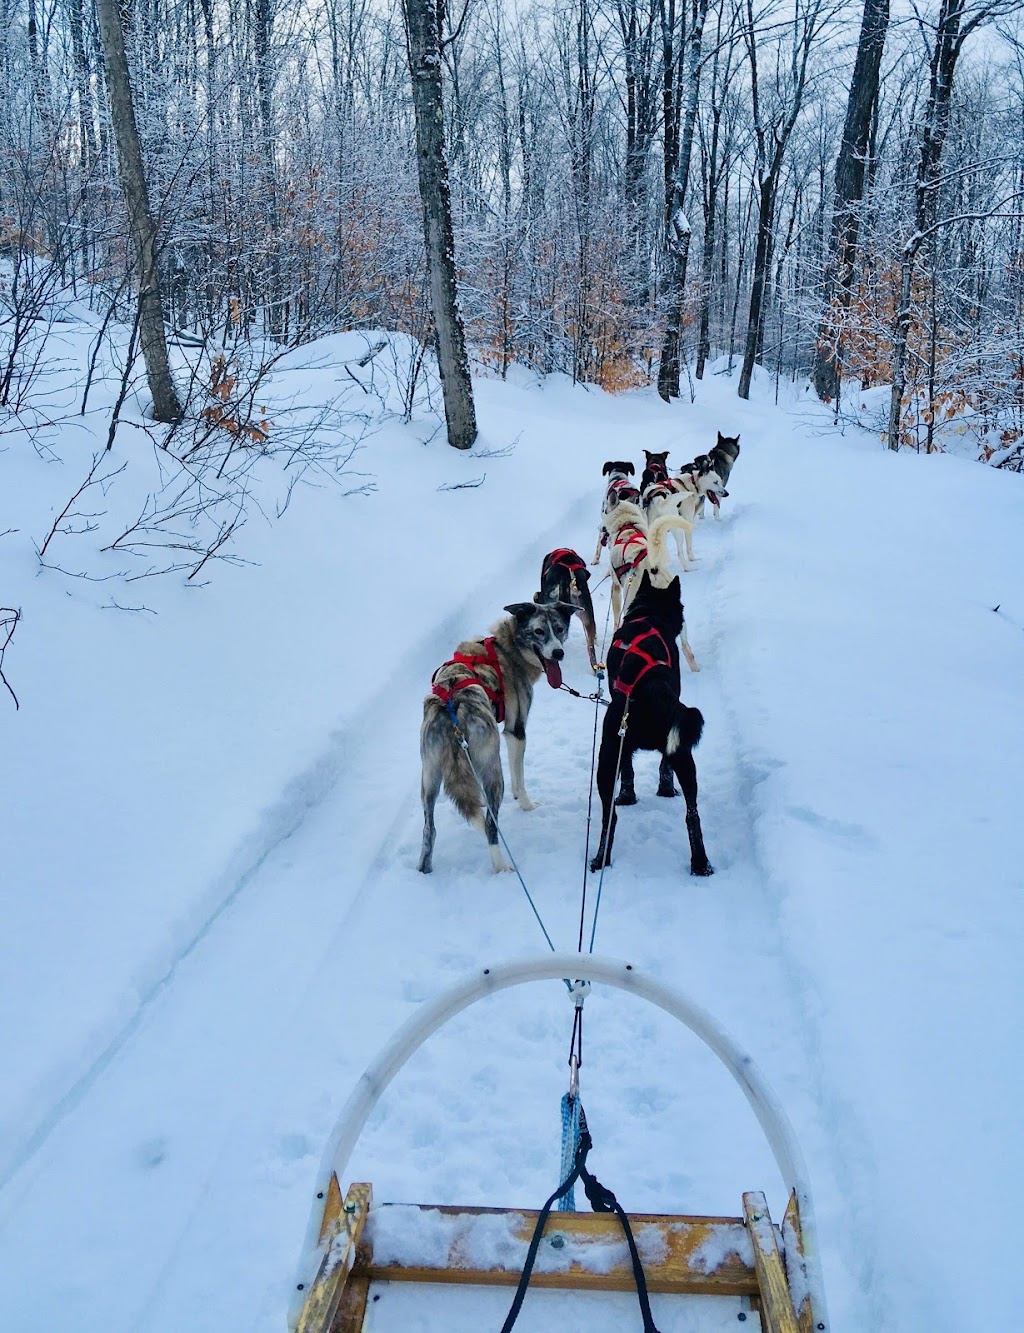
288;954;829;1333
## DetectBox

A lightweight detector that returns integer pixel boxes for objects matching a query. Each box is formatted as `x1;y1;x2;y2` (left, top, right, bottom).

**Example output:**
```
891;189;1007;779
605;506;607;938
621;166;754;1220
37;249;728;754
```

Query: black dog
590;572;712;877
640;449;670;491
535;548;598;668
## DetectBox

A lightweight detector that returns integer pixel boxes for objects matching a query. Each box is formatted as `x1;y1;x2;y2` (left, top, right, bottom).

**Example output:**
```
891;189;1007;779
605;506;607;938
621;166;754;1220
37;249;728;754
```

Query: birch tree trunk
95;0;182;423
657;0;709;402
403;0;478;450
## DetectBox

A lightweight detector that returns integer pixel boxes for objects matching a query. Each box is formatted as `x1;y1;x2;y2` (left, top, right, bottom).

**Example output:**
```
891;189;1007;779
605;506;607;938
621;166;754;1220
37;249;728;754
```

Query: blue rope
557;1093;581;1212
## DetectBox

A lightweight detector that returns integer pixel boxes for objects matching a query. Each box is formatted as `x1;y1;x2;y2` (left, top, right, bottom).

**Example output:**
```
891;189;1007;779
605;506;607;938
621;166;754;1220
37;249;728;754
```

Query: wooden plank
318;1173;344;1244
782;1191;813;1333
332;1274;371;1333
356;1202;760;1296
742;1192;799;1333
295;1182;373;1333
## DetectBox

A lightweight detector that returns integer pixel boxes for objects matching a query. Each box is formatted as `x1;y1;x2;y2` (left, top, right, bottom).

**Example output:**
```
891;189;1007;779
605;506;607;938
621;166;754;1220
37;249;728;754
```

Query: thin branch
0;607;20;710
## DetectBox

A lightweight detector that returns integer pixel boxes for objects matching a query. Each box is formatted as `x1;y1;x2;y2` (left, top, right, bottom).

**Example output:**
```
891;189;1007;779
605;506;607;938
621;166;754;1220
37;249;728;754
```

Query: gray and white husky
692;432;740;520
418;602;573;874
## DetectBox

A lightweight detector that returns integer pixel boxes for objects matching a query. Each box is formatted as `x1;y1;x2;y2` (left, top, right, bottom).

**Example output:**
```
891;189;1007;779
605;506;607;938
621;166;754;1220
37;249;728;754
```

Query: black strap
500;1110;661;1333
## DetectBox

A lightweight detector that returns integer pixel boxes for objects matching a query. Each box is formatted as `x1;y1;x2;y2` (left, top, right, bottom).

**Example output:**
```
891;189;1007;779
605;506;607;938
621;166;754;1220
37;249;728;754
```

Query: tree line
2;0;1023;463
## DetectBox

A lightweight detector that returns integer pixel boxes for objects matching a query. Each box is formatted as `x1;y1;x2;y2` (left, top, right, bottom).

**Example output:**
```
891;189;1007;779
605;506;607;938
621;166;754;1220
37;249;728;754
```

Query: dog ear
504;603;537;620
601;461;616;476
532;590;542;603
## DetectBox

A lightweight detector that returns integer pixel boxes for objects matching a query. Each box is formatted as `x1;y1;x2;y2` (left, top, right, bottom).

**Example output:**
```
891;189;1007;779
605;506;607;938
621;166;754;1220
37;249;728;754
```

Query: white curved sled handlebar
288;952;829;1331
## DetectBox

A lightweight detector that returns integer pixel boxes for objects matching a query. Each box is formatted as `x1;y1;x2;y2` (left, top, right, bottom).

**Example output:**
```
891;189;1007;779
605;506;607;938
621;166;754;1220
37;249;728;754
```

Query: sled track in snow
0;494;597;1200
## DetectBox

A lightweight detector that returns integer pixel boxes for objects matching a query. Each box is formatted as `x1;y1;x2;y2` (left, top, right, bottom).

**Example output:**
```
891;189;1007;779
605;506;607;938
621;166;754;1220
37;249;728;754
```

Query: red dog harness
432;637;506;722
606;477;640;506
548;547;587;576
610;618;673;698
611;522;647;580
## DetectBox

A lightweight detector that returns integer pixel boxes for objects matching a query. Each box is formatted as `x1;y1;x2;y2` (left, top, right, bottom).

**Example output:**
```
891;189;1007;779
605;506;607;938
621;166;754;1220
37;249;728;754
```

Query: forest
2;0;1023;465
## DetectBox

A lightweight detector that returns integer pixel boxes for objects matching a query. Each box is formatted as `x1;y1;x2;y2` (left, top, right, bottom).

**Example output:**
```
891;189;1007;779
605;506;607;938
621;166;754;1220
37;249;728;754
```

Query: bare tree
657;0;711;401
886;0;1020;449
94;0;182;423
737;0;834;401
403;0;478;449
812;0;890;403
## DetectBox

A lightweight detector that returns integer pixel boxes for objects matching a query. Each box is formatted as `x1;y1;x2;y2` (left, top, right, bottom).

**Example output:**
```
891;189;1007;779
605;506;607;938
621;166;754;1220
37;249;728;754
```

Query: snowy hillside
2;342;1023;1333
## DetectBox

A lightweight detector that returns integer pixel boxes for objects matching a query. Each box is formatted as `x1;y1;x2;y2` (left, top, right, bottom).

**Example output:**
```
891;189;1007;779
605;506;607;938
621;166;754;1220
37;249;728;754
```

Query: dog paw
589;855;611;873
687;662;701;673
614;789;637;806
656;784;677;798
690;862;714;877
516;796;539;811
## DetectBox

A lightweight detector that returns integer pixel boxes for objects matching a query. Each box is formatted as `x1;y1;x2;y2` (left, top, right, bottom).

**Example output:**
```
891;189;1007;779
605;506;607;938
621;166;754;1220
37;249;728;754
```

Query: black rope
567;1005;583;1070
558;681;609;706
500;1110;661;1333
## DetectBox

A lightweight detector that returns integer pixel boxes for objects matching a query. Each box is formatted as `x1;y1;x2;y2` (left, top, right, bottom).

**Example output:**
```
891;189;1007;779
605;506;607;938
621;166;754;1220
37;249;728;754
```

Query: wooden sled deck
289;955;829;1333
297;1180;815;1333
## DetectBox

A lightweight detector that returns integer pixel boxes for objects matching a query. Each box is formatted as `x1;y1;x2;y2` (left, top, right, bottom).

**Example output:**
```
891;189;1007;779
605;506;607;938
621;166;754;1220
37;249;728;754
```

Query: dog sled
288;953;829;1333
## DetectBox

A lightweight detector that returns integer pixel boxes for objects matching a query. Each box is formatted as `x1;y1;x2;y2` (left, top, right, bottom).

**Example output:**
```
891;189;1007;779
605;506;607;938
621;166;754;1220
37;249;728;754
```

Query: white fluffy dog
601;499;692;629
641;466;722;573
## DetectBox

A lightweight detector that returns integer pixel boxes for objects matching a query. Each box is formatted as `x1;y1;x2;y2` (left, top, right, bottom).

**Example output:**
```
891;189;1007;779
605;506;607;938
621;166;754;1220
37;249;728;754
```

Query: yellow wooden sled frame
289;953;829;1333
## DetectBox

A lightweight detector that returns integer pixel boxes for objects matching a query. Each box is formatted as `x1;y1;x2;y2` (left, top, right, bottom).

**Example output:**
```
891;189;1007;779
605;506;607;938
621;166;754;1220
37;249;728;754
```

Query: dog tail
666;701;704;756
422;695;487;824
647;514;693;583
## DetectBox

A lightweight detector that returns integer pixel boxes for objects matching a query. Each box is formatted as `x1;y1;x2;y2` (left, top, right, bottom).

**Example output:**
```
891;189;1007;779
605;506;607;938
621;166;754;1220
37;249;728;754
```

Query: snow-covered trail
0;480;853;1332
4;363;1022;1333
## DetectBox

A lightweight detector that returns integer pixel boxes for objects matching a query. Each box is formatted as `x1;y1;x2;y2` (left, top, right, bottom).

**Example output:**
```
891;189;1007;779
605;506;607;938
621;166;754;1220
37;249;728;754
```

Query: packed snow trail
1;489;842;1332
3;362;1022;1333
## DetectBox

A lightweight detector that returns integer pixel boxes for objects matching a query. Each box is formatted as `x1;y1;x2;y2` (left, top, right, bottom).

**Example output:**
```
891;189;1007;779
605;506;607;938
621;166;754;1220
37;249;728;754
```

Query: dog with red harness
640;449;671;492
534;547;598;668
599;496;693;629
590;572;712;878
592;461;639;565
419;601;573;874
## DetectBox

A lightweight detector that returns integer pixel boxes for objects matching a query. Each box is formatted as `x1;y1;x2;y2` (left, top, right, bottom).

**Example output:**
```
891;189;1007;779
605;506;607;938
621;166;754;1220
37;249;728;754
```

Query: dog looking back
419;602;572;874
589;572;712;878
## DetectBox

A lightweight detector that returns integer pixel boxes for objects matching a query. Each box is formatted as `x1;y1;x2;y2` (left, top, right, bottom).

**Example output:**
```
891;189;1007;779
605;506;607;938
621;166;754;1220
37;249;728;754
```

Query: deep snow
1;337;1022;1332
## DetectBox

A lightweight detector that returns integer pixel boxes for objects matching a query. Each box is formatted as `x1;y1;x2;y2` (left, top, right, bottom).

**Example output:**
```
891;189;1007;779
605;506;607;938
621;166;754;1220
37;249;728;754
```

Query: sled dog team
418;433;740;881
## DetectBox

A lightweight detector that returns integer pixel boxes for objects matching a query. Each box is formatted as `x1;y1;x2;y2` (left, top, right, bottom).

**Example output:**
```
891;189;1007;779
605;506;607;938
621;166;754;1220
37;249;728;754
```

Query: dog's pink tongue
708;490;721;507
544;658;563;689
